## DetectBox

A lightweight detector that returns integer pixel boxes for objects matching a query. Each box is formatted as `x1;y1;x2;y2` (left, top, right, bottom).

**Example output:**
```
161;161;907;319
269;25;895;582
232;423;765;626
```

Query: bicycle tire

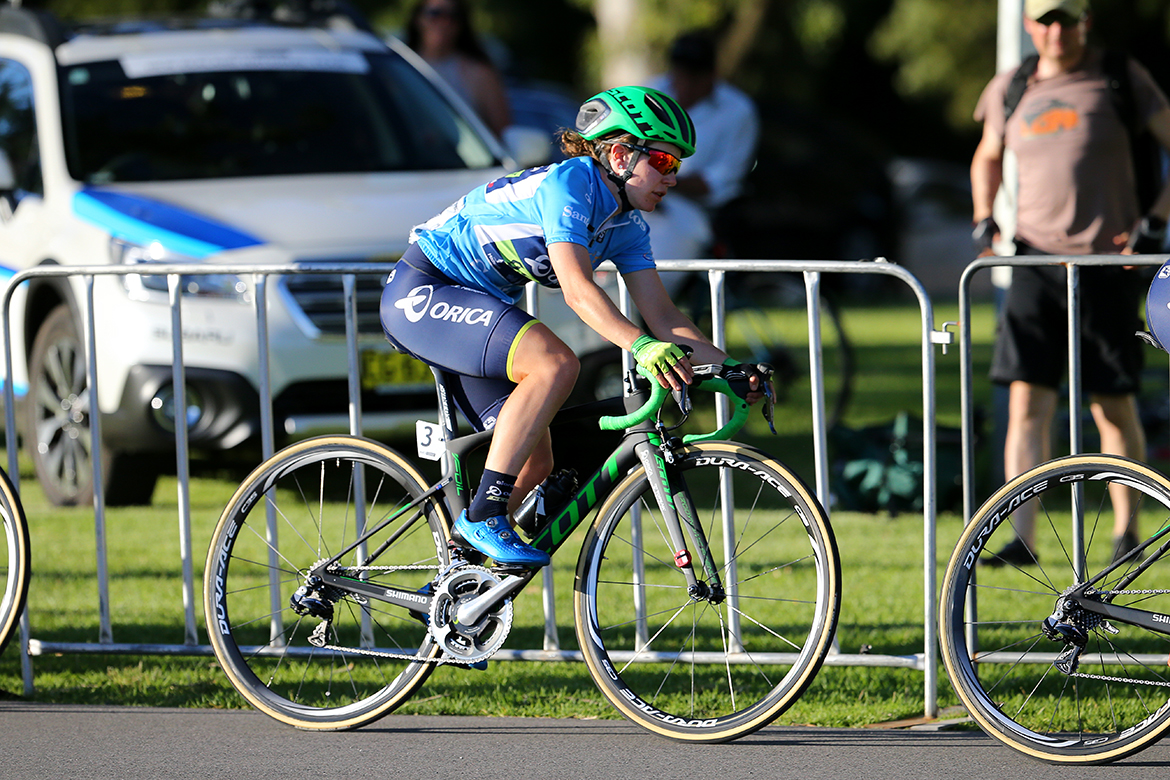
0;466;30;656
940;454;1170;764
205;435;450;730
574;441;841;742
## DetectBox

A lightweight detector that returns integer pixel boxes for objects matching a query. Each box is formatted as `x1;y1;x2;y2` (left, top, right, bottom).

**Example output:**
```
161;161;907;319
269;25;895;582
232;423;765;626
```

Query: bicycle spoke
941;455;1170;763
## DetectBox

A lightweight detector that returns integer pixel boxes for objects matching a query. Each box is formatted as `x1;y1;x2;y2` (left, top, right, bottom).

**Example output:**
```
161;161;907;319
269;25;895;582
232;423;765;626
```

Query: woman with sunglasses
404;0;512;137
380;85;771;566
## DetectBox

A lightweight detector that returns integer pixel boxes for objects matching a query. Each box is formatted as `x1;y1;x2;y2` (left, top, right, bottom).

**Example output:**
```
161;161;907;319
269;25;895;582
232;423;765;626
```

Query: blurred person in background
405;0;512;137
971;0;1170;566
647;30;759;216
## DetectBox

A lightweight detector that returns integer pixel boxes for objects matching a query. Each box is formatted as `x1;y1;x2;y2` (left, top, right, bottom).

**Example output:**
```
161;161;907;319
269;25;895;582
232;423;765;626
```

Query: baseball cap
1025;0;1088;20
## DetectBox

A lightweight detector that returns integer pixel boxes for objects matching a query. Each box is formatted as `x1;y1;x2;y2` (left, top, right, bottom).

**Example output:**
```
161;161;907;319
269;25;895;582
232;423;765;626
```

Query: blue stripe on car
73;188;264;258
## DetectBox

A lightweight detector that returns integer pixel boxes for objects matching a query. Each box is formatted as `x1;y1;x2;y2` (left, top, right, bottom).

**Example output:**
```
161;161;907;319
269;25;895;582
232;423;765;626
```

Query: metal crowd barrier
957;253;1168;662
3;258;951;718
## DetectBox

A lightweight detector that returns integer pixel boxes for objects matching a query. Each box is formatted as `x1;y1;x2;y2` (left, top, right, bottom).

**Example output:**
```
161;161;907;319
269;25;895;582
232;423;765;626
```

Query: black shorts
989;245;1144;394
380;245;538;430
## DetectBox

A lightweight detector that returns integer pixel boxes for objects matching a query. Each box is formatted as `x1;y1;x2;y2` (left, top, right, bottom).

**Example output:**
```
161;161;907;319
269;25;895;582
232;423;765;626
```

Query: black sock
468;469;516;524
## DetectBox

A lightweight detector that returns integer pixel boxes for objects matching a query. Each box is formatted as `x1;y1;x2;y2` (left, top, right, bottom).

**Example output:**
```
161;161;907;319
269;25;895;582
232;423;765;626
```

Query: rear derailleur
1041;588;1117;674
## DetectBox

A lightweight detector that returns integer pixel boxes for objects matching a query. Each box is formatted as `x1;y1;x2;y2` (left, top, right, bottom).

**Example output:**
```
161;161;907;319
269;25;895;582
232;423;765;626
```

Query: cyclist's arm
624;268;769;404
549;241;691;389
622;268;725;364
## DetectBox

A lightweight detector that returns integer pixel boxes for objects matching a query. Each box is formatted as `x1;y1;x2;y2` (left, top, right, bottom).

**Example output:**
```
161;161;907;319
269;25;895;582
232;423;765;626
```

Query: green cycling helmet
576;86;697;158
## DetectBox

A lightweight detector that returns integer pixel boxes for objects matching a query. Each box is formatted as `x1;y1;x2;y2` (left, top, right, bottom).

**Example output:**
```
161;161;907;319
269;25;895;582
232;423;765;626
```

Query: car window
0;57;42;198
59;49;498;183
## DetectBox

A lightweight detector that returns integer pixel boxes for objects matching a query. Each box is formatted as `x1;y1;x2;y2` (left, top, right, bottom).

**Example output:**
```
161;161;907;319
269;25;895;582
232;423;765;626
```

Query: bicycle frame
1054;524;1170;637
309;369;730;628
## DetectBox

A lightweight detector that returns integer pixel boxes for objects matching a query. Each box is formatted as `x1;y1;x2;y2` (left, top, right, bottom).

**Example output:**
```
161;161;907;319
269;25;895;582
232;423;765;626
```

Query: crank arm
455;574;528;627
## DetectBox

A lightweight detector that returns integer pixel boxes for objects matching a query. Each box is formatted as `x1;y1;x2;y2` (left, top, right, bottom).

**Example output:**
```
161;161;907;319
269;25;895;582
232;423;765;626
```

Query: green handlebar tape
598;368;667;431
681;377;751;444
597;370;751;440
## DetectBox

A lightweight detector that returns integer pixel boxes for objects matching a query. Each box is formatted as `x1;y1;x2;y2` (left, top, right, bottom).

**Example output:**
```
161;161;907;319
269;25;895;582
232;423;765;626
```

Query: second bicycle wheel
205;436;450;730
0;466;30;656
575;441;841;742
941;454;1170;764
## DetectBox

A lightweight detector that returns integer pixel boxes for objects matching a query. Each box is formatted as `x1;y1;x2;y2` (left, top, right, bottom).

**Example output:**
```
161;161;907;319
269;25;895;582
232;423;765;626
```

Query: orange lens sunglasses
624;143;682;176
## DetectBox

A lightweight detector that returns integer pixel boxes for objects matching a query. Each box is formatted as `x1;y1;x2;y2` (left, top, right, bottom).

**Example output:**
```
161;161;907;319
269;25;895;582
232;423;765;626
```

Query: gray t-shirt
975;49;1169;255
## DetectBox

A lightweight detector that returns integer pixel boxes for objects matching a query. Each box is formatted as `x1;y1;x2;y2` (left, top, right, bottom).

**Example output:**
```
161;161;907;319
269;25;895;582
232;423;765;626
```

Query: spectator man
971;0;1170;566
648;31;759;215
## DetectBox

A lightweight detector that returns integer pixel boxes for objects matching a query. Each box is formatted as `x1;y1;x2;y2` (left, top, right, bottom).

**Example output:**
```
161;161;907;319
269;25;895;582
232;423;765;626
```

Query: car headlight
112;238;250;302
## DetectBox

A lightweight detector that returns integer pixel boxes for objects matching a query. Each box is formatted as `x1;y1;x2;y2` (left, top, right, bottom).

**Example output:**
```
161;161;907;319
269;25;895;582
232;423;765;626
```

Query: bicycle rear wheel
0;467;30;656
205;436;450;730
940;454;1170;764
575;441;840;742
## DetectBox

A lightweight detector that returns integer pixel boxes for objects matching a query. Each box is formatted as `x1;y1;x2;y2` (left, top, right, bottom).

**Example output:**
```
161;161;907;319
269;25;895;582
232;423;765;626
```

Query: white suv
0;3;711;507
0;2;537;506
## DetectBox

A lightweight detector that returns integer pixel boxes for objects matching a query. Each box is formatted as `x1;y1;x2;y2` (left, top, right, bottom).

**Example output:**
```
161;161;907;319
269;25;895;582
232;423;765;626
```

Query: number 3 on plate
415;420;445;461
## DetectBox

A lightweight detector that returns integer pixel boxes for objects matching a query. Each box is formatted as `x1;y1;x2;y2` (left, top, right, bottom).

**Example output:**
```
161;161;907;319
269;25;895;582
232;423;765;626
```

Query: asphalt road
3;702;1170;780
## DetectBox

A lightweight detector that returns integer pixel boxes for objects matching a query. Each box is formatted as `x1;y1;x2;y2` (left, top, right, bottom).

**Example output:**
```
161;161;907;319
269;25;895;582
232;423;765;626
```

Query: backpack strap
1003;54;1040;130
1004;51;1137;134
1101;49;1138;136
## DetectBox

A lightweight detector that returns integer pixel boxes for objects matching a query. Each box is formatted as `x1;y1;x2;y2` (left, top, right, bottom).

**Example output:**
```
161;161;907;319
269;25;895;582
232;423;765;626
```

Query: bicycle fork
634;438;725;603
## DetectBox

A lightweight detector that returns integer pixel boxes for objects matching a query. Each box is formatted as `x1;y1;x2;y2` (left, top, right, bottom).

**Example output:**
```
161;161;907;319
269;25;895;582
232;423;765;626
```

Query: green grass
0;298;1152;727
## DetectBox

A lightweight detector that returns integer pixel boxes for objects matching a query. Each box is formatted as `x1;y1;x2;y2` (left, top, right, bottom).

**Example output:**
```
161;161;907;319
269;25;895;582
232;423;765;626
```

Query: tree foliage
870;0;997;130
872;0;1170;132
31;0;1170;162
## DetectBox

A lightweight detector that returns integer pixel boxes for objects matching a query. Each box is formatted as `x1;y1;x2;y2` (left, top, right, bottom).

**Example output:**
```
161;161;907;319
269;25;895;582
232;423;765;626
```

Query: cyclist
380;85;770;567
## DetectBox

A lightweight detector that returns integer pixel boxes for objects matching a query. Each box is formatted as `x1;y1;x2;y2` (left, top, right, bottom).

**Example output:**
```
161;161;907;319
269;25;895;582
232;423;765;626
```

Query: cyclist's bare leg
509;429;554;515
1090;392;1146;538
1003;380;1057;546
484;322;578;486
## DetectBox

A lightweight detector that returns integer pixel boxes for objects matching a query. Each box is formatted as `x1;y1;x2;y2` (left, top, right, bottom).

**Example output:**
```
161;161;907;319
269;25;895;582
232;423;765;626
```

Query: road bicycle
204;361;841;742
0;464;31;656
940;453;1170;764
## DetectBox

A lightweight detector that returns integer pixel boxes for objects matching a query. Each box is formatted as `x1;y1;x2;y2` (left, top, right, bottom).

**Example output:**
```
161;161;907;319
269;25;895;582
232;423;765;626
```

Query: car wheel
26;304;159;506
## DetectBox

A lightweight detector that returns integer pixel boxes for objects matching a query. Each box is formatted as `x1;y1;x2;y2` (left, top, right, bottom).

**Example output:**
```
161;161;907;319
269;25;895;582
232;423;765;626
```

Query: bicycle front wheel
575;441;841;743
0;467;30;656
940;454;1170;764
205;436;450;730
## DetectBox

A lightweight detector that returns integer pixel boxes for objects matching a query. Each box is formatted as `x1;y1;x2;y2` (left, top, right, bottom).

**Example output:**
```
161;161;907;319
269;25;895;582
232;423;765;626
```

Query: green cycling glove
631;335;685;376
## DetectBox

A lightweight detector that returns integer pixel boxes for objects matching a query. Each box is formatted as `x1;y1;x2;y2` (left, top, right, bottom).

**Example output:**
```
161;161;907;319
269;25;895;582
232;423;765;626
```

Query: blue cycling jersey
409;156;656;303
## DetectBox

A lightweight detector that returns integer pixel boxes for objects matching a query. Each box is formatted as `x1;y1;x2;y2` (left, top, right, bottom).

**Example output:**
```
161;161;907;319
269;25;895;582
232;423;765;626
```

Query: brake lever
757;363;777;435
672;383;693;417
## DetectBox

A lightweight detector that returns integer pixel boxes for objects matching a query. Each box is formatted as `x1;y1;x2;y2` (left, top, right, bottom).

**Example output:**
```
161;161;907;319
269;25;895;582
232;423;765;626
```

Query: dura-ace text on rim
940;454;1170;764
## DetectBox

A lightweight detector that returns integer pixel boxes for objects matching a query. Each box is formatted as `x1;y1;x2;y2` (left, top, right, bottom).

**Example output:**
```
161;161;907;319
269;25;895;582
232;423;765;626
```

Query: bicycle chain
305;562;496;666
313;639;452;665
1068;670;1170;687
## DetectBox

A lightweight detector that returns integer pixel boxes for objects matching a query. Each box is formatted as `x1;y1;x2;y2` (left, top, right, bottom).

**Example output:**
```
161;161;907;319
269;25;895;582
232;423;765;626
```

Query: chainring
428;564;513;664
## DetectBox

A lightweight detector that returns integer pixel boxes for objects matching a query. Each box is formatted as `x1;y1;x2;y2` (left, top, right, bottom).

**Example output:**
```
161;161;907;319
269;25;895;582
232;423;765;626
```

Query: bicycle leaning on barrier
939;260;1170;764
0;464;31;658
202;358;841;743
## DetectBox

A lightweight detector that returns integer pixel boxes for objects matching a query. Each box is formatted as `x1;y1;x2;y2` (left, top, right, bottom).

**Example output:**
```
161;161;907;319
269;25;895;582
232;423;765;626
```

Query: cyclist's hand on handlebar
723;359;771;405
724;359;778;434
631;335;692;391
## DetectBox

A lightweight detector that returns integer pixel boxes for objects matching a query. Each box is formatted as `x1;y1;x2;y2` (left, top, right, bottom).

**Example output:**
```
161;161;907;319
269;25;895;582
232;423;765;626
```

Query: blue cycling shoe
452;511;550;568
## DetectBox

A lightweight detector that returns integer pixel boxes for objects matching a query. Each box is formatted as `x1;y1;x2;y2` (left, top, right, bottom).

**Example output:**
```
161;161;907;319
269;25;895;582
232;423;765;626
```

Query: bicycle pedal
447;539;485;565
